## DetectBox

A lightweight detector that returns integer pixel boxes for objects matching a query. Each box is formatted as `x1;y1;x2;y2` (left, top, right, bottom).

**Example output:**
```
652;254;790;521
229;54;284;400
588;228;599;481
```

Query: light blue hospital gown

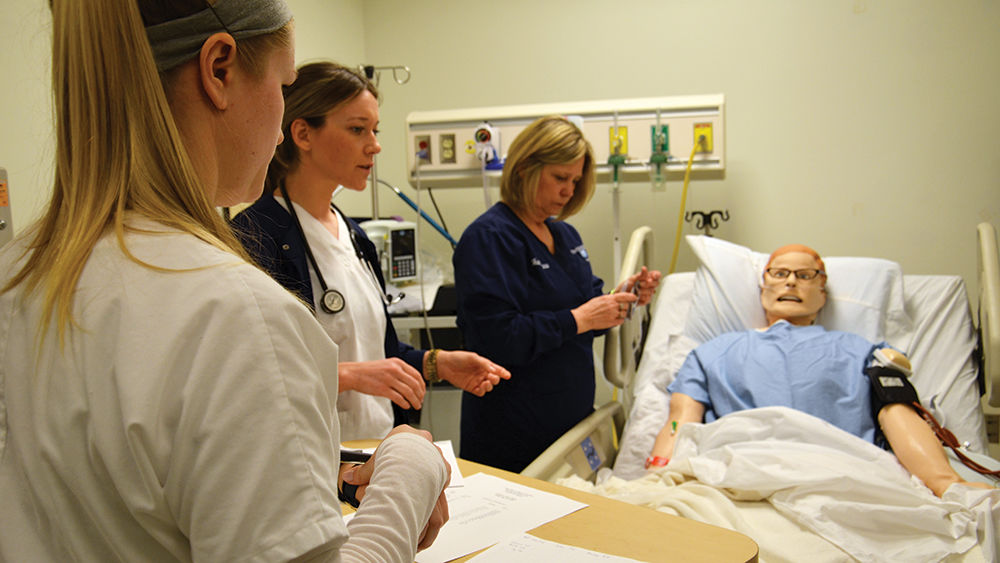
668;321;883;443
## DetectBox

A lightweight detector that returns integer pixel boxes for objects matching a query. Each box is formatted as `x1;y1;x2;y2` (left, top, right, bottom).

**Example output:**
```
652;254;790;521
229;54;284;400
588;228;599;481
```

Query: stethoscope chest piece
321;288;345;314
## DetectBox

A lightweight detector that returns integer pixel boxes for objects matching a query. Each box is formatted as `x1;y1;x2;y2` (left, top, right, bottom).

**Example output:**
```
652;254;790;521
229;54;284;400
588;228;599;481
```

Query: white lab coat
286;200;393;441
0;218;446;562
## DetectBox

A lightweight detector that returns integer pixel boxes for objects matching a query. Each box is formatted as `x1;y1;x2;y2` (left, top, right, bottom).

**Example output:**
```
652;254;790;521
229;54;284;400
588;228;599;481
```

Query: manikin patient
648;244;992;498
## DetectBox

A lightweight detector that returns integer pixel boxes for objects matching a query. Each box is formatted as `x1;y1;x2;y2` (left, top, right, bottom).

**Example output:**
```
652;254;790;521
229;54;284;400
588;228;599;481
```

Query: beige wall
2;0;998;300
0;0;365;236
353;0;1000;304
0;1;55;232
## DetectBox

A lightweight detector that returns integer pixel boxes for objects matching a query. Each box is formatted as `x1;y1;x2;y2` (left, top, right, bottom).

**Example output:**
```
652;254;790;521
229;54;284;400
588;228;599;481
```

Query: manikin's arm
648;392;706;464
879;404;985;497
873;348;991;497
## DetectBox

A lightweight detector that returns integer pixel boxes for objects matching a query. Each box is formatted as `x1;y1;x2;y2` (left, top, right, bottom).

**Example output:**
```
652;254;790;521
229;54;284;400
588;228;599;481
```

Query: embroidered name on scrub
530;257;550;270
570;244;589;260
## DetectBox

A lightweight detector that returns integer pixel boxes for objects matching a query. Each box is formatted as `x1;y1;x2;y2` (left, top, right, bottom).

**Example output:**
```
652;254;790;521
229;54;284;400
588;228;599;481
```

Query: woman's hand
571;292;638;334
341;425;452;548
339;359;426;409
418;479;451;551
434;351;511;396
622;266;662;306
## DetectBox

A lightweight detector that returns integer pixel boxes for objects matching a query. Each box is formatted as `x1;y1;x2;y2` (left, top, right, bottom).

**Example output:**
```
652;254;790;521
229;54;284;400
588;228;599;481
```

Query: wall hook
685;209;730;237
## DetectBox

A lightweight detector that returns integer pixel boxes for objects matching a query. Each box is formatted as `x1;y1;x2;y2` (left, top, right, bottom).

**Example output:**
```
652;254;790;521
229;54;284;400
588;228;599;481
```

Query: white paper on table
433;440;463;488
414;472;588;563
469;533;643;562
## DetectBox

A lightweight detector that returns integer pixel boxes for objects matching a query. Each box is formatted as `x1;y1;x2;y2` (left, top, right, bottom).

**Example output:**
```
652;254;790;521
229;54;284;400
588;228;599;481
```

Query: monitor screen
391;228;415;258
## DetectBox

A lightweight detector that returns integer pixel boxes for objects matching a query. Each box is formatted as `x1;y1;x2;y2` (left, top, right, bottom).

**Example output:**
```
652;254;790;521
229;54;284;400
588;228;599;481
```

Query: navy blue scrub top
454;202;605;472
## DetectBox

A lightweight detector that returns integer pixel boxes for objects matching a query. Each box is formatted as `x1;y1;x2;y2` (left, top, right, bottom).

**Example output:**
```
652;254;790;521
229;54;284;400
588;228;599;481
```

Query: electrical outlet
439;134;456;164
694;123;713;153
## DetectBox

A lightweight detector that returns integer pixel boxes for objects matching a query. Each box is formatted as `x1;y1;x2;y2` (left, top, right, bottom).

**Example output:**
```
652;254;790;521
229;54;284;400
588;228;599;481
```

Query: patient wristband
645;456;670;469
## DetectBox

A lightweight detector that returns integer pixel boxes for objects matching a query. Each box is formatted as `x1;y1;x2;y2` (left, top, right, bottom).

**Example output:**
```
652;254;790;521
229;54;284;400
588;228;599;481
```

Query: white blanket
563;408;998;563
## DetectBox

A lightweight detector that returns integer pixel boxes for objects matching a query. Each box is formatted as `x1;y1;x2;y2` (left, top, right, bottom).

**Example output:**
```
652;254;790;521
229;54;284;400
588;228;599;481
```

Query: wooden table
343;442;758;562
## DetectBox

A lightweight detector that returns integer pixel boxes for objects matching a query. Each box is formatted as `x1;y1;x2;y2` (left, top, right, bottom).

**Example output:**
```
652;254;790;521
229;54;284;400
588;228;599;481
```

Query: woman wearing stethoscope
232;62;509;441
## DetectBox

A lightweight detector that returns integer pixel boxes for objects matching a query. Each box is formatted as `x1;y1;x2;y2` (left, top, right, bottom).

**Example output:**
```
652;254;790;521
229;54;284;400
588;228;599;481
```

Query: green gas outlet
651;125;669;153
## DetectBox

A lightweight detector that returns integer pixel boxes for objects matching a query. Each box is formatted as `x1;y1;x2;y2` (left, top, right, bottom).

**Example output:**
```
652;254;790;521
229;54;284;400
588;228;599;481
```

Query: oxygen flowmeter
473;122;502;170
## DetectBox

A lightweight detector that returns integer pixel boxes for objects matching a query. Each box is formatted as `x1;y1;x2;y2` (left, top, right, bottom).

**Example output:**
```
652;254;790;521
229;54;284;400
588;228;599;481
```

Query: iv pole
359;64;411;220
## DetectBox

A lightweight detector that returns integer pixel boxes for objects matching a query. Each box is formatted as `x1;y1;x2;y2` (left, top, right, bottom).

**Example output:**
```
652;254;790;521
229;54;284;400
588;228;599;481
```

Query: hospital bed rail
603;226;655;396
978;223;1000;448
520;401;625;482
522;227;655;482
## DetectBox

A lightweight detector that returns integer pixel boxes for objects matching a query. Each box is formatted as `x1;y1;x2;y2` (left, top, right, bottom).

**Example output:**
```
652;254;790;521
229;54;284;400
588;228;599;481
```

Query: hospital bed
525;224;1000;562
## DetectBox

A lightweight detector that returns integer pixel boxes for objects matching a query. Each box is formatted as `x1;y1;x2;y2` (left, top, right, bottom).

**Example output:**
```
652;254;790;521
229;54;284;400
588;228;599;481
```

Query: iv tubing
414;156;436;428
668;138;704;274
413;160;434;350
378;179;457;247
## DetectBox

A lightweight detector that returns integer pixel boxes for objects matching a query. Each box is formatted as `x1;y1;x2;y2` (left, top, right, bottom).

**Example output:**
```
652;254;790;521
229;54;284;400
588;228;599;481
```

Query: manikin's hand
648;423;680;462
647;393;706;469
339;358;426;409
434;350;511;396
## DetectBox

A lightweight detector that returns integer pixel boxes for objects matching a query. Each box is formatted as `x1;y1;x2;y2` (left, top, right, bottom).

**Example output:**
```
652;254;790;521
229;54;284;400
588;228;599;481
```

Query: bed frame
523;223;1000;481
978;222;1000;455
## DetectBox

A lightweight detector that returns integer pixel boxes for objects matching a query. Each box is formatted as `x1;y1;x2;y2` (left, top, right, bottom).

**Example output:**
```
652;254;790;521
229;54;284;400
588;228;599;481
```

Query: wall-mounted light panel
405;94;724;188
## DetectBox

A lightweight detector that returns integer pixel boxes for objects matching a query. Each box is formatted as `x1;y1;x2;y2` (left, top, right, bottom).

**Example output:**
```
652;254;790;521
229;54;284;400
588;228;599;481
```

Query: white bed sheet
614;272;991;481
569;408;998;563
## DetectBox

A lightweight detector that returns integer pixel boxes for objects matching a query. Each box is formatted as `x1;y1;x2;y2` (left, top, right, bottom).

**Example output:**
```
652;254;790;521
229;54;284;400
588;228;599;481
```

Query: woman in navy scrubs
454;116;661;472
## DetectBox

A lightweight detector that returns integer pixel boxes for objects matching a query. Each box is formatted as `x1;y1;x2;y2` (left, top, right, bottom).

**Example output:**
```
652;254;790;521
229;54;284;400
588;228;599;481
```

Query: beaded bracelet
425;349;441;383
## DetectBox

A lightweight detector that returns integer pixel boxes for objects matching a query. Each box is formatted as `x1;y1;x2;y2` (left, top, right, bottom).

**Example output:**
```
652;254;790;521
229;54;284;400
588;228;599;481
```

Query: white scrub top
0;219;447;562
284;200;393;441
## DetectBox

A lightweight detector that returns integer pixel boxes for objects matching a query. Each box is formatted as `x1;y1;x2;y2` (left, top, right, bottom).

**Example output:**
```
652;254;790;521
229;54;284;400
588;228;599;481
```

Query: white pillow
683;236;911;344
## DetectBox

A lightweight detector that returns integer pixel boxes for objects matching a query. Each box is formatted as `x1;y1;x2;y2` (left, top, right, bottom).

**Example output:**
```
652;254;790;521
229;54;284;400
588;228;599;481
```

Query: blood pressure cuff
865;365;920;414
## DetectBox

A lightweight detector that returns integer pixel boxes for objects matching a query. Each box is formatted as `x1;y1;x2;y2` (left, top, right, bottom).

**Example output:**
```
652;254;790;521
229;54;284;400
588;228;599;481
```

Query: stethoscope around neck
280;183;401;314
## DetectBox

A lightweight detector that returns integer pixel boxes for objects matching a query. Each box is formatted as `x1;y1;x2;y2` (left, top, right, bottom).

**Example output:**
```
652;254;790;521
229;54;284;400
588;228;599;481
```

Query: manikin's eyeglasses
764;268;826;282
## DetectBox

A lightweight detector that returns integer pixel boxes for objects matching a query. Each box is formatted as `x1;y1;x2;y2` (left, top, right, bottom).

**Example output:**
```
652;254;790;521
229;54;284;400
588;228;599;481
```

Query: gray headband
145;0;293;72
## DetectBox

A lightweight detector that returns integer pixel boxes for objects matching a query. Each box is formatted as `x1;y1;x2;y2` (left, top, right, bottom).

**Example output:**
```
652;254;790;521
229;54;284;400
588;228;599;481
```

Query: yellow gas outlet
609;126;629;156
694;122;713;153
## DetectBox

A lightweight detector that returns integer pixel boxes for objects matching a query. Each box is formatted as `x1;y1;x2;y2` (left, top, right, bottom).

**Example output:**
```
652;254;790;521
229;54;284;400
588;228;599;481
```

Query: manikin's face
300;89;381;191
531;157;584;220
760;251;827;326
